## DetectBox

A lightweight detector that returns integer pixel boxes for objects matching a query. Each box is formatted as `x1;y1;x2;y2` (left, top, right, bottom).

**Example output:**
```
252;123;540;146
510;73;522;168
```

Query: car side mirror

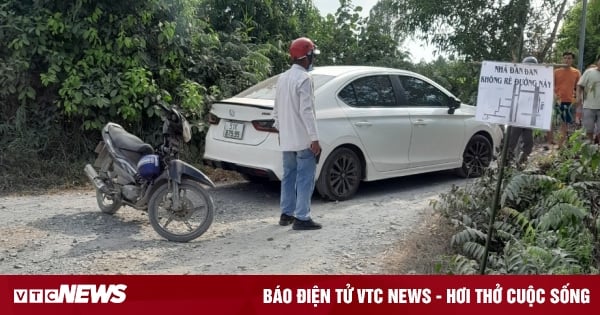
448;98;461;115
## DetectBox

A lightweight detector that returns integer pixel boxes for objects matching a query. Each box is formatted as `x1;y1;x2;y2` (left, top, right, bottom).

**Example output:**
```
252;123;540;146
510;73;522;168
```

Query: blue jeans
281;149;316;221
555;102;574;124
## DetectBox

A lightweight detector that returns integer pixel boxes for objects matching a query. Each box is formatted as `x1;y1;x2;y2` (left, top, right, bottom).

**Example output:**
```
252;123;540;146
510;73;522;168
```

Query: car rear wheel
456;134;492;178
316;147;362;201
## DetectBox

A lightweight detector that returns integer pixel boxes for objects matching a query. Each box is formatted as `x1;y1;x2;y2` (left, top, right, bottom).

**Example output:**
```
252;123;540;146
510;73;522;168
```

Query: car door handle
354;121;372;127
413;119;427;126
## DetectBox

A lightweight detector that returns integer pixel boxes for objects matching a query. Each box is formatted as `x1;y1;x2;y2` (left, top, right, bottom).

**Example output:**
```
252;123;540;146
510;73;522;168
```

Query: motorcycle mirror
155;103;175;122
157;102;170;113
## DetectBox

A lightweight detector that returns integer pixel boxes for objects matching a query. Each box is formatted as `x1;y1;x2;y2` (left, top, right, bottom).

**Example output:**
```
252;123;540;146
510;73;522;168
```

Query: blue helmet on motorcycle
137;154;160;179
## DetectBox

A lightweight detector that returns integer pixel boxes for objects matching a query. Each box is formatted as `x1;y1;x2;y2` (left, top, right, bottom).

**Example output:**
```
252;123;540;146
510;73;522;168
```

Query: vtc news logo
13;284;127;304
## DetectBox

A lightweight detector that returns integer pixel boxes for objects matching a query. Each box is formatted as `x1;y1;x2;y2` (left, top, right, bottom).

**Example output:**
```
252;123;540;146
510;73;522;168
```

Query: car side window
398;76;450;107
338;75;396;107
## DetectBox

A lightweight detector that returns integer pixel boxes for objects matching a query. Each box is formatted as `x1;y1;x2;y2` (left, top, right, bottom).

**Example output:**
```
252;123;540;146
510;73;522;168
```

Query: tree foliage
0;0;274;190
412;58;480;104
385;0;570;62
0;0;277;129
201;0;321;74
555;0;600;67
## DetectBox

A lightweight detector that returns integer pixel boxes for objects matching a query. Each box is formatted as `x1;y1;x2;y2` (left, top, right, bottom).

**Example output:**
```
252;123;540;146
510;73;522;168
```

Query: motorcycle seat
106;124;154;155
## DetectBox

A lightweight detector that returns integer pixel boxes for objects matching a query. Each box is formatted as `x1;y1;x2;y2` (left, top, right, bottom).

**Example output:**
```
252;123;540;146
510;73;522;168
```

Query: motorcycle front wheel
148;179;214;242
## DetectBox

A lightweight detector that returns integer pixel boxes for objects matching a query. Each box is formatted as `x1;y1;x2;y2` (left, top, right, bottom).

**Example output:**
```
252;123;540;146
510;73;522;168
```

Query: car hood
456;104;476;115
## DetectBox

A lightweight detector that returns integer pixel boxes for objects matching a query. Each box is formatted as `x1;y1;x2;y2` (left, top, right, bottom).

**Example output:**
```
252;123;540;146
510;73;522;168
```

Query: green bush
434;133;600;274
0;0;274;193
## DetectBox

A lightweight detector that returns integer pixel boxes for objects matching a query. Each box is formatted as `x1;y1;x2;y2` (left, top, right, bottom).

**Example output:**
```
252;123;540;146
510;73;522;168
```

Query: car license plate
223;121;245;140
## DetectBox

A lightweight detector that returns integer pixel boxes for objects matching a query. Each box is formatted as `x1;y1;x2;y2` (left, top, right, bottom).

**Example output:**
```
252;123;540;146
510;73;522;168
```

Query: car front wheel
316;147;362;201
456;134;492;178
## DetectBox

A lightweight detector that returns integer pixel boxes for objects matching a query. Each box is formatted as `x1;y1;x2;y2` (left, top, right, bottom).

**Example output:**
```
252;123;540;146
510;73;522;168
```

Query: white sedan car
203;66;502;201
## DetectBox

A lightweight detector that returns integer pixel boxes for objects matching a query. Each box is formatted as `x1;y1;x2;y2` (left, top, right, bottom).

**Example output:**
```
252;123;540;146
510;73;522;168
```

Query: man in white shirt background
272;37;322;230
577;55;600;143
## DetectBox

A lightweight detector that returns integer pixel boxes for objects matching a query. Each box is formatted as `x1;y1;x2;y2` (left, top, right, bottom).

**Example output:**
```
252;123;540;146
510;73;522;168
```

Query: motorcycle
84;103;215;242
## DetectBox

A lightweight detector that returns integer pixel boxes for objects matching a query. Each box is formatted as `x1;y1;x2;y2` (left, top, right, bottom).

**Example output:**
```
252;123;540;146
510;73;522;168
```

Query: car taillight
252;119;278;133
208;113;220;125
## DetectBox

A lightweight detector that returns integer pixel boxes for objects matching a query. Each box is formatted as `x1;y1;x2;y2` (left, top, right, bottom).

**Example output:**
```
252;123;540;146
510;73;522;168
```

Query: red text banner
0;275;597;315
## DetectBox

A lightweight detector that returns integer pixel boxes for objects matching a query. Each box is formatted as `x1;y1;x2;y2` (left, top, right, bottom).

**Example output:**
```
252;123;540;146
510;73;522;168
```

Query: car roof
311;65;459;102
218;65;458;106
310;65;414;77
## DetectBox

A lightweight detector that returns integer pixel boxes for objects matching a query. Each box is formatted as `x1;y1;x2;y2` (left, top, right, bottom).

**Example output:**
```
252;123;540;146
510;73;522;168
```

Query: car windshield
236;74;335;100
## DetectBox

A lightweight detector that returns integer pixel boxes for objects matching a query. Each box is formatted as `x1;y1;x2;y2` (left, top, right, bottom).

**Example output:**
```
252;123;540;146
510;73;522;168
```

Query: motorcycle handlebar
158;102;170;113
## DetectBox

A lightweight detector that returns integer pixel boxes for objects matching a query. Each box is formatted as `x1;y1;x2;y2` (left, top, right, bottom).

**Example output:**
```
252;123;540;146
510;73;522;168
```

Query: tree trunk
539;0;569;61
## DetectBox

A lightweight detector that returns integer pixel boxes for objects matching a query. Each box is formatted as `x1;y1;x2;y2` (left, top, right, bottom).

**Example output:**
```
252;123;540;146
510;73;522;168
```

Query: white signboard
475;61;554;130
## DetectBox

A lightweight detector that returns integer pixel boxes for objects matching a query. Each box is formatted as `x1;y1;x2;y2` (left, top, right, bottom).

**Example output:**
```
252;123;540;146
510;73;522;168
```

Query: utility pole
578;0;588;73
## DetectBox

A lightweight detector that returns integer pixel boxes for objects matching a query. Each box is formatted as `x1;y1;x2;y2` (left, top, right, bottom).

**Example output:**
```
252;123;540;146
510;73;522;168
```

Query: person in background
507;56;538;166
272;37;322;231
577;55;600;143
549;51;581;149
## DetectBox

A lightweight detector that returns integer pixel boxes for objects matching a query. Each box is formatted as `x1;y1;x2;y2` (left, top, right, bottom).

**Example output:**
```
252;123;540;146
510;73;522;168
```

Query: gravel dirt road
0;171;466;275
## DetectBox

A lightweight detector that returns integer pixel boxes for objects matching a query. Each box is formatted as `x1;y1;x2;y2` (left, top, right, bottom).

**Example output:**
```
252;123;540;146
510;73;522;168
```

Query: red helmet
289;37;320;60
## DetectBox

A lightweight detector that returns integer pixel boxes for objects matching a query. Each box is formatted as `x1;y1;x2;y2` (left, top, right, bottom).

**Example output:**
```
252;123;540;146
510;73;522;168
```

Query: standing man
552;52;581;148
577;55;600;143
272;37;322;230
508;56;538;166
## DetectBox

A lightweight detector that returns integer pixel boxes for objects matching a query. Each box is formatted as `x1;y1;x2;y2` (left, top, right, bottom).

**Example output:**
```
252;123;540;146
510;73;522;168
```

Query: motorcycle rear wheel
96;190;122;215
148;179;214;242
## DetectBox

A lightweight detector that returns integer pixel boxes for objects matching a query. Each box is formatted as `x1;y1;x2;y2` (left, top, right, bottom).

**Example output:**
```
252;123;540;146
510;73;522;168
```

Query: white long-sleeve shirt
273;64;319;151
